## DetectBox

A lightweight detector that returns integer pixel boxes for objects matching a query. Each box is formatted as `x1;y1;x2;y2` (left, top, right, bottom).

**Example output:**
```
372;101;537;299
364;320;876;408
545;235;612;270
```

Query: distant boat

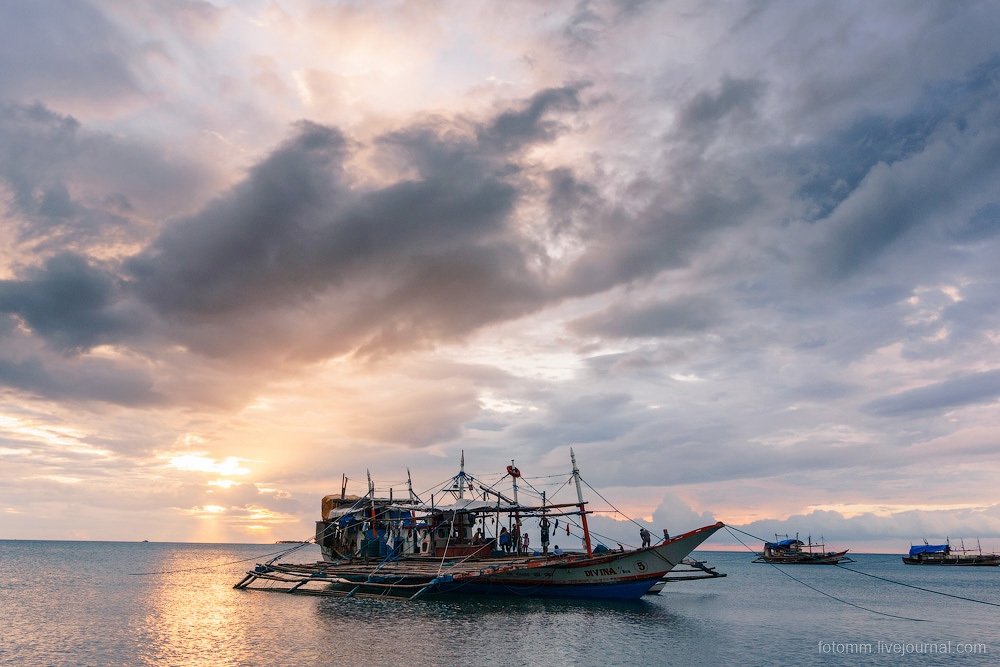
903;539;1000;566
753;534;854;565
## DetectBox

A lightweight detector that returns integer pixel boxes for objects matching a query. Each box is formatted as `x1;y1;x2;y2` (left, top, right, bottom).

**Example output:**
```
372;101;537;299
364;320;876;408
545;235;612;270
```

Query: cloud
0;100;213;255
0;253;139;352
799;57;1000;282
0;356;161;406
0;0;141;108
122;89;587;361
569;295;725;339
863;369;1000;417
2;0;1000;543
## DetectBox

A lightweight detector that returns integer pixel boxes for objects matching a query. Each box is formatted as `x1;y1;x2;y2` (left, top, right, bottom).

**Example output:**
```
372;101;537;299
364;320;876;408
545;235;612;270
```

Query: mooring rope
724;525;928;622
579;477;648;532
834;563;1000;608
127;544;309;576
725;525;1000;609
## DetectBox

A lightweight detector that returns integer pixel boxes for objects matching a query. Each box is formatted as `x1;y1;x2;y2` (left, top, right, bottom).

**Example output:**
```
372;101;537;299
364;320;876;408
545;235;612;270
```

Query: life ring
506;465;521;478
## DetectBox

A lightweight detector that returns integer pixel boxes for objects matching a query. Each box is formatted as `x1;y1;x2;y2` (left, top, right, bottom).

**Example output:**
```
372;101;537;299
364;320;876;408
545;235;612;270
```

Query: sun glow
165;453;251;476
200;505;227;514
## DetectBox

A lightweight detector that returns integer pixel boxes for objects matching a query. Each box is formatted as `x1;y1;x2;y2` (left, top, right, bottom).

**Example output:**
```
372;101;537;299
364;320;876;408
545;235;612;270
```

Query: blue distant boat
903;539;1000;566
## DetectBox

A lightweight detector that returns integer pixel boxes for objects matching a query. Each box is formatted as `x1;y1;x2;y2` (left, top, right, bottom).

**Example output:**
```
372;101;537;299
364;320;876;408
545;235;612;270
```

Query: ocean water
1;541;996;666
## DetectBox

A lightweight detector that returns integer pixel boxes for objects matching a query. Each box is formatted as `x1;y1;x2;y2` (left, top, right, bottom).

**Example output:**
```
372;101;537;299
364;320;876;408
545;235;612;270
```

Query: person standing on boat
521;532;530;554
640;527;652;548
499;527;511;552
511;522;521;554
539;516;550;555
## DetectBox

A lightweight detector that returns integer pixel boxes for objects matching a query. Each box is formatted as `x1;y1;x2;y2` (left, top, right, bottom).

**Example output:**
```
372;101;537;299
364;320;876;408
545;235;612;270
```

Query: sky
1;0;999;553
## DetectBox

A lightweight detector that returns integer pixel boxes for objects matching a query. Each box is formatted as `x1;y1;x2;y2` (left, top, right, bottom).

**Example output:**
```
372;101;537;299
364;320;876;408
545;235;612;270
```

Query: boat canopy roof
766;538;803;548
909;544;948;556
429;498;512;513
427;498;582;515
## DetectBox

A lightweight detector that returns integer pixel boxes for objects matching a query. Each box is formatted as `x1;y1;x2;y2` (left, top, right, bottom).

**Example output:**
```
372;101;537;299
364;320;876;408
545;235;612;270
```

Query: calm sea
1;541;996;666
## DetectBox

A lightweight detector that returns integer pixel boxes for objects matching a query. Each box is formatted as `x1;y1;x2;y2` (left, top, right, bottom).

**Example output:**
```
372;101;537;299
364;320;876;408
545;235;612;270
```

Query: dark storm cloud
863;369;1000;417
0;253;136;352
0;87;589;408
126;121;356;316
799;57;1000;281
125;88;585;359
477;86;584;152
568;295;724;339
0;355;161;406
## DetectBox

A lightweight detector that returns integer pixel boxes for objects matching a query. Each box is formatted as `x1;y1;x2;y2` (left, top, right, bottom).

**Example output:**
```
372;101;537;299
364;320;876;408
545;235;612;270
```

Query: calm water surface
1;541;997;666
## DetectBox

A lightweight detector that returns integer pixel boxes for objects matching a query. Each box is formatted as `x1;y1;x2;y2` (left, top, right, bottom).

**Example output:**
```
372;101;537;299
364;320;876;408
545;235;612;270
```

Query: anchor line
834;564;1000;608
725;524;1000;608
724;526;928;622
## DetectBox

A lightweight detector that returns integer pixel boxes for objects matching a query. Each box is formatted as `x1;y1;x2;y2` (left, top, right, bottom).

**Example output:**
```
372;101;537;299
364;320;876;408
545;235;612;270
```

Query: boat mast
570;448;593;556
511;459;519;506
459;450;466;500
367;469;377;539
511;459;520;546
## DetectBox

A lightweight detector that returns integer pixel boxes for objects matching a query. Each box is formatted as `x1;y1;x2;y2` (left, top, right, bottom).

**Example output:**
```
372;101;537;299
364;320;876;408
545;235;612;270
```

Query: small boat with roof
753;534;854;565
903;539;1000;566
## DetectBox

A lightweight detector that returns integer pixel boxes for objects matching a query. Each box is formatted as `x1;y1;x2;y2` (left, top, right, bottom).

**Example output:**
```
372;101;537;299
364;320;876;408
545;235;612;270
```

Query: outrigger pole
570;448;593;556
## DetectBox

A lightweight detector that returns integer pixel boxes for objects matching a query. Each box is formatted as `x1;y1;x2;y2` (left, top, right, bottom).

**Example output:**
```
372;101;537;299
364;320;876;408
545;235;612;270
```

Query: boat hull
753;549;851;565
902;555;1000;566
429;522;724;599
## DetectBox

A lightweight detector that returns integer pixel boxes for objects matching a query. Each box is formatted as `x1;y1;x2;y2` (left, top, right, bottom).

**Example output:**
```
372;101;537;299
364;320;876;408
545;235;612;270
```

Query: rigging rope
834;563;1000;608
724;526;928;622
725;523;1000;607
579;476;647;531
127;544;310;576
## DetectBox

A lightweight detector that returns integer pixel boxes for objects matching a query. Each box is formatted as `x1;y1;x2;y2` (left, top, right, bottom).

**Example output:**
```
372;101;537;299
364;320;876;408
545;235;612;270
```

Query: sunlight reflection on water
1;543;997;666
